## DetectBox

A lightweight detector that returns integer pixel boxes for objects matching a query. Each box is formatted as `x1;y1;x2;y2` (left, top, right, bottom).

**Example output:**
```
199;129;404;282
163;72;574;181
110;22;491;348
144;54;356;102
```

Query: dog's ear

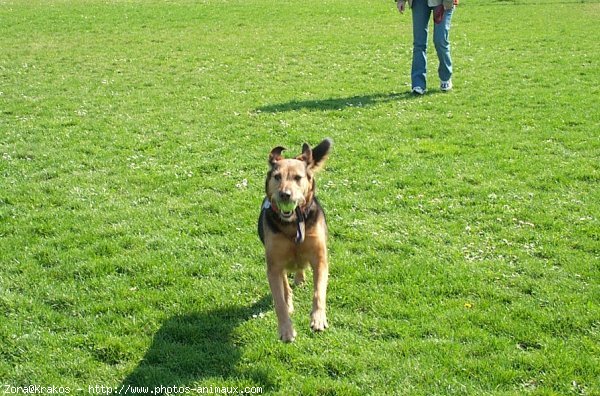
308;138;332;171
269;146;286;167
296;143;313;164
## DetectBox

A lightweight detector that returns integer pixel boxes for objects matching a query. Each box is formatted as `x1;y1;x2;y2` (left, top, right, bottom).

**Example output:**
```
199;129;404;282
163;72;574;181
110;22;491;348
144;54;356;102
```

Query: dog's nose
279;191;291;201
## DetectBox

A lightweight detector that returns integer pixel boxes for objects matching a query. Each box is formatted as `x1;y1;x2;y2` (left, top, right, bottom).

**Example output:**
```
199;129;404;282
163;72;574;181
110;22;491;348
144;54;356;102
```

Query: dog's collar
294;206;306;244
262;198;310;244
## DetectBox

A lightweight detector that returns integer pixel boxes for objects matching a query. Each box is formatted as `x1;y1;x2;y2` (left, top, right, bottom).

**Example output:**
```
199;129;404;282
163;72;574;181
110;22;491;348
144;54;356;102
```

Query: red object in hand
434;5;444;24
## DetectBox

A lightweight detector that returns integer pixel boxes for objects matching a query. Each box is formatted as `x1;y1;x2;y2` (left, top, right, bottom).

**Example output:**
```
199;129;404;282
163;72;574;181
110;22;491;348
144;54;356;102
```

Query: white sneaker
411;86;426;95
440;80;453;92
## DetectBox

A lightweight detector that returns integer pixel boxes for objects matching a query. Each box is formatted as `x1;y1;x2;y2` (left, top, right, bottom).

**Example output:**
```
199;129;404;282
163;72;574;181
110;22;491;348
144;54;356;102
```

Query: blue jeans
411;0;454;90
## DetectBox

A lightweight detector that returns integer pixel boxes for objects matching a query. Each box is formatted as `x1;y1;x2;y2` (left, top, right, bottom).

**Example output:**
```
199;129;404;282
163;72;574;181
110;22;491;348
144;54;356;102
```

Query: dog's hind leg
267;266;296;342
293;270;306;287
283;275;294;314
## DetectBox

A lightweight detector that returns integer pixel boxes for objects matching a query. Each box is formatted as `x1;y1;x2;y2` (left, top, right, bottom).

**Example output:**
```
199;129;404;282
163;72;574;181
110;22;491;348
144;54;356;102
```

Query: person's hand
434;4;444;23
397;0;406;13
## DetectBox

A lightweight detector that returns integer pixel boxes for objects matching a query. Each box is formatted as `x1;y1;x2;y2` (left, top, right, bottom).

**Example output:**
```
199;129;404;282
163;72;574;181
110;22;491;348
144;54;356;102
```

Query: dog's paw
279;325;297;343
293;270;306;287
310;310;328;332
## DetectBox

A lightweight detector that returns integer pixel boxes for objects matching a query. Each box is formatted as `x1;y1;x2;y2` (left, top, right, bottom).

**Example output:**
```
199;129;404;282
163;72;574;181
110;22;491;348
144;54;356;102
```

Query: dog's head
266;138;332;222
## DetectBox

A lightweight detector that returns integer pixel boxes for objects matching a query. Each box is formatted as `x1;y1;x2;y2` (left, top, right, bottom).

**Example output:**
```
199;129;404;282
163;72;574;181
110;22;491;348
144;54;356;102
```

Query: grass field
1;0;599;394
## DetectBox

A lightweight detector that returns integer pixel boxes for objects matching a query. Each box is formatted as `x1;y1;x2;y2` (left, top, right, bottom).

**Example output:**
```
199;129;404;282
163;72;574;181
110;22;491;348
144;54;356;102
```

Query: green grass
1;0;599;394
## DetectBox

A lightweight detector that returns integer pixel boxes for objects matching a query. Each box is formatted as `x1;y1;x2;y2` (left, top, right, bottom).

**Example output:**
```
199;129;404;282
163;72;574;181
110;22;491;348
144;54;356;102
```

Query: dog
258;138;332;342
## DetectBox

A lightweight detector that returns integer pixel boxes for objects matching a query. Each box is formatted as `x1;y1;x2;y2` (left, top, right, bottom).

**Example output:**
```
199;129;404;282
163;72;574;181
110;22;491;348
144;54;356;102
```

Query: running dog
258;138;332;342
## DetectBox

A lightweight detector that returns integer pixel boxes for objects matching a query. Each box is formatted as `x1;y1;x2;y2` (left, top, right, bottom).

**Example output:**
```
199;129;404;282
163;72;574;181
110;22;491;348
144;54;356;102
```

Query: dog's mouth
272;198;300;222
279;209;295;221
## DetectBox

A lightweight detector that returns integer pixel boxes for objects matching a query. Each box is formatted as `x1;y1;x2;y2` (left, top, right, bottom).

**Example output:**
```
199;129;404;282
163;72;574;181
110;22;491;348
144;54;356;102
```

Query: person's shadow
120;295;275;394
255;91;415;113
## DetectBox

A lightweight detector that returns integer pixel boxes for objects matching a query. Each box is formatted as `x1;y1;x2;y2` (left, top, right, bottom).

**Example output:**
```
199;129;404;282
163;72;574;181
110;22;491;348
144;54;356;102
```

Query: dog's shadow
120;295;274;393
256;91;416;113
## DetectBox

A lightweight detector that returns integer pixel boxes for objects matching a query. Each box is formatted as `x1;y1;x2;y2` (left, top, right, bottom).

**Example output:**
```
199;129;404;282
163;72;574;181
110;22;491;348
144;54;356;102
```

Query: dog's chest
267;233;316;269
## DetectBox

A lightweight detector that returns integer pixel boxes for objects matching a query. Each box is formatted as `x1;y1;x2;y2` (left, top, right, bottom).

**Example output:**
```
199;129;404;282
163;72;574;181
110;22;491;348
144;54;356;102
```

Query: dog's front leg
310;254;329;332
267;266;296;342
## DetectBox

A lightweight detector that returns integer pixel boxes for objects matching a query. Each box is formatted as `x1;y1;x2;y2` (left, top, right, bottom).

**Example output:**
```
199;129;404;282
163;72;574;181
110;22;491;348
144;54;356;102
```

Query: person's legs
411;0;431;91
433;6;454;84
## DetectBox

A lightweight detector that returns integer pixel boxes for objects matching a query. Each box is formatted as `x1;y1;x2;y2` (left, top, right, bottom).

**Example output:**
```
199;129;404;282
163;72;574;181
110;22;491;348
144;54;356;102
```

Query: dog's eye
273;174;282;181
294;175;303;182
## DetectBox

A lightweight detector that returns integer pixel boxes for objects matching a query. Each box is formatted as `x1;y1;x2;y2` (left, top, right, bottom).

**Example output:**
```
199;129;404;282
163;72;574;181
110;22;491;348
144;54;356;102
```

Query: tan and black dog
258;138;332;342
